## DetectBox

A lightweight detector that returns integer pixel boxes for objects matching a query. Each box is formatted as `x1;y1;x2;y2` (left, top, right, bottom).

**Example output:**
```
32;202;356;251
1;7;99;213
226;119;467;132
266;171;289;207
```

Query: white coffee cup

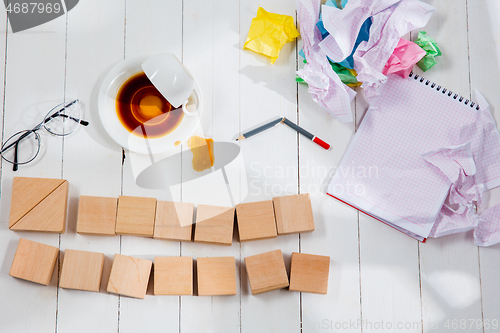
141;53;199;116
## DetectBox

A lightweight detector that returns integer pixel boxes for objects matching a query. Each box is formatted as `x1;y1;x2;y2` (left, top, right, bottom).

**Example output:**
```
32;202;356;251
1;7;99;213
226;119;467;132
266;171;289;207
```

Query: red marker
282;117;330;150
237;117;330;150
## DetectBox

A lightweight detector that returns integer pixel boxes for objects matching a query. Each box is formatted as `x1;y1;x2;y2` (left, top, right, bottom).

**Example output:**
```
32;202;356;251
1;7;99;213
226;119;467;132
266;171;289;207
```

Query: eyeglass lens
1;130;41;167
43;100;82;136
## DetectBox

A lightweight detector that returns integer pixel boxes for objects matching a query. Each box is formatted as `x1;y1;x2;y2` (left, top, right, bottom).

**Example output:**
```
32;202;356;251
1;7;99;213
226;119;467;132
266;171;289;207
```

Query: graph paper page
327;73;500;239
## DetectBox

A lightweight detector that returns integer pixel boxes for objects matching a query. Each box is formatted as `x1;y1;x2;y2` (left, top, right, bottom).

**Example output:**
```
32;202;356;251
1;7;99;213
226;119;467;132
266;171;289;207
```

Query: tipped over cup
141;53;199;116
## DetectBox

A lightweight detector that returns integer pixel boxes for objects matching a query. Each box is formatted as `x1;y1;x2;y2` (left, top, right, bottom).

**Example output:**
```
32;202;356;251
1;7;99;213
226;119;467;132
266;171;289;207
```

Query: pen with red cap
236;117;330;150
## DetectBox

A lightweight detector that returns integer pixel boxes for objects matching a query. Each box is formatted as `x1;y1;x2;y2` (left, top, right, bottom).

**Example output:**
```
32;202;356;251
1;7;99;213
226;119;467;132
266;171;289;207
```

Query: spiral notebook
327;73;500;241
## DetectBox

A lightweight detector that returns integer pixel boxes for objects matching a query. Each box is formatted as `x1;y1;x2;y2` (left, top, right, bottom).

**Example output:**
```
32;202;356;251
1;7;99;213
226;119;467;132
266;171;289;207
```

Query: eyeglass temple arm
44;113;89;126
61;114;88;126
44;100;89;126
13;140;19;171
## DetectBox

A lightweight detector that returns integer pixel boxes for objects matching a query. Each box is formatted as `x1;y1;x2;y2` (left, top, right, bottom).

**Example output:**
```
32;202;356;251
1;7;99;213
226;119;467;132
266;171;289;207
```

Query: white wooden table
1;0;500;332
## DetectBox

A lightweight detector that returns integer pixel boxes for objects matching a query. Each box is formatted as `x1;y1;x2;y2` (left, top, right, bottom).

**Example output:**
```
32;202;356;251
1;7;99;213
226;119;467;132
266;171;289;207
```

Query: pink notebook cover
327;73;500;240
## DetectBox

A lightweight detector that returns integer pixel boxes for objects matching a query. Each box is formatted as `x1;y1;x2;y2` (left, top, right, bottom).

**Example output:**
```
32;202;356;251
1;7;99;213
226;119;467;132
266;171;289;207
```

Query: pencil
236;117;283;141
237;117;330;150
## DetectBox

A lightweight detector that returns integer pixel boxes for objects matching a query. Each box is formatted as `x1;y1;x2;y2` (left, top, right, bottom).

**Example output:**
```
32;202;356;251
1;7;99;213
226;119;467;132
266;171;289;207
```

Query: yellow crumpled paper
244;7;300;64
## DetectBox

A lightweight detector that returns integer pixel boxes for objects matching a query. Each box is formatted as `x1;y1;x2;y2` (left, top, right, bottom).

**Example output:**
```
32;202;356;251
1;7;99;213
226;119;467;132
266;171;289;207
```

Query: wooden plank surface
0;6;65;333
118;0;183;332
180;0;242;331
56;0;124;331
468;1;500;332
239;0;301;331
413;1;483;332
297;25;362;332
354;28;422;333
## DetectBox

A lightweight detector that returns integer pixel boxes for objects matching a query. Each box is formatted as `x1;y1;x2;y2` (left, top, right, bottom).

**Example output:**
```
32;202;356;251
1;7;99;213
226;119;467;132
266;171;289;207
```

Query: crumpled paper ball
383;38;426;77
415;31;442;71
244;7;300;64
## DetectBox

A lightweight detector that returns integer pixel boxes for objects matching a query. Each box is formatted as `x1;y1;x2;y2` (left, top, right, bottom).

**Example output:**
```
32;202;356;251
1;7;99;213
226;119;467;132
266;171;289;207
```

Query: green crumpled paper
415;31;442;72
296;60;360;87
330;62;360;86
244;7;300;64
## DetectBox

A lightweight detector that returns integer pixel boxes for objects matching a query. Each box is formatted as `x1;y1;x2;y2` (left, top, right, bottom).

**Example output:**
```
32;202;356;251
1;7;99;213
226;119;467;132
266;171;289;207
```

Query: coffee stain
187;136;214;172
115;72;184;139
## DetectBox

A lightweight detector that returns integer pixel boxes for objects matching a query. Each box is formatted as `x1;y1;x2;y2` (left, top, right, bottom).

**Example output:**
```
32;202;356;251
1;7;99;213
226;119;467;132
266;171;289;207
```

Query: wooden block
115;196;157;237
154;256;193;295
59;249;105;292
289;252;330;294
76;196;118;236
244;249;289;295
197;257;236;296
194;204;234;245
9;238;59;285
107;254;152;299
153;201;193;241
9;177;69;233
236;200;277;241
272;193;315;235
9;177;65;226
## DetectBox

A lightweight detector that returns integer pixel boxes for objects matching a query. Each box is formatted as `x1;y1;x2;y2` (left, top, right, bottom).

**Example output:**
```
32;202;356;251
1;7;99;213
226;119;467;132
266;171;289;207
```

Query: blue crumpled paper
300;0;372;69
316;0;338;38
337;18;372;69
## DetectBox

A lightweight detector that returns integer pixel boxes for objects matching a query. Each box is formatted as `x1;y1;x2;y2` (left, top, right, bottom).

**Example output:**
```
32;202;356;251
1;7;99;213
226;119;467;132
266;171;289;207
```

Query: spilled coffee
115;72;184;139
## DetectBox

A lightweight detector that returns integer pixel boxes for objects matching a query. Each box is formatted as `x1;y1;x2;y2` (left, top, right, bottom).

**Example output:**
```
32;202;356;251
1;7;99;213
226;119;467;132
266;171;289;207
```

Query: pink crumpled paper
382;38;426;77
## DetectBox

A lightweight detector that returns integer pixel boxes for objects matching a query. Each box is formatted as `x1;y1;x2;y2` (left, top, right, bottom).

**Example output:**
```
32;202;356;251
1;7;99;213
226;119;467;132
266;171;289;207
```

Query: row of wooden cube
8;177;315;242
8;238;231;298
10;239;330;298
8;176;315;243
77;193;315;245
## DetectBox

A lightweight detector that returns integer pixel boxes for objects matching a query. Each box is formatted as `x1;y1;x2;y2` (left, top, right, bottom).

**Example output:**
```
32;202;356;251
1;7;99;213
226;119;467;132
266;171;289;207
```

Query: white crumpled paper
423;92;500;246
297;0;434;121
319;0;401;62
475;205;500;246
353;0;434;99
297;0;356;122
423;143;483;237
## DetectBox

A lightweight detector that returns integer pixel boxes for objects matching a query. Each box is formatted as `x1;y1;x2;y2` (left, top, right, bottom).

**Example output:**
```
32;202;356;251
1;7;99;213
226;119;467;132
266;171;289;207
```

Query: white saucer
98;54;202;154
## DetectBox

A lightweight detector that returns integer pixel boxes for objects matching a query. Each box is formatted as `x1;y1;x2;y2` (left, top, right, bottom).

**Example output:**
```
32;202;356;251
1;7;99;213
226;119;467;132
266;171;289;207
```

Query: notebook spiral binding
408;72;480;110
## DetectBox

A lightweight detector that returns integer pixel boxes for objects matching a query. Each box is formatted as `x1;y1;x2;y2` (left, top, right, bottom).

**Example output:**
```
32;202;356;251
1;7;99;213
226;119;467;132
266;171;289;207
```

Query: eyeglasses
0;99;88;171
